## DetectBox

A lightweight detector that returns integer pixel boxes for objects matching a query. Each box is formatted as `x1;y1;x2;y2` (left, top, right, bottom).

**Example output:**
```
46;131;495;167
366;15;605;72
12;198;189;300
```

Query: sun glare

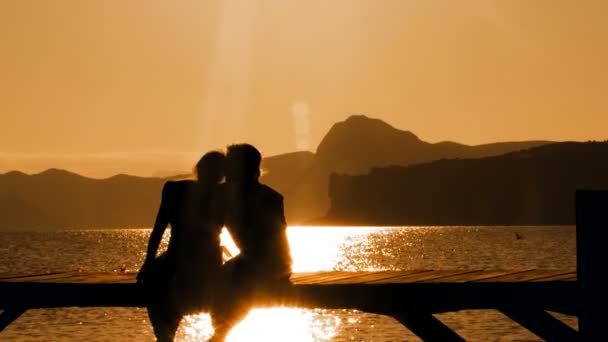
179;308;339;342
191;226;386;341
180;313;215;341
220;226;383;271
287;226;381;271
226;308;339;342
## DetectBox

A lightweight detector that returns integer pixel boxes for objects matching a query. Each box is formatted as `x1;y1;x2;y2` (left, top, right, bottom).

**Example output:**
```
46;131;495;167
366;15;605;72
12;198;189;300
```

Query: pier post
576;190;608;341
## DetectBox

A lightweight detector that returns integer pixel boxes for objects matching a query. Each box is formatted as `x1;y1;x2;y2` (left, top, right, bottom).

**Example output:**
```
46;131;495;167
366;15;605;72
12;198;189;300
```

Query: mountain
0;191;60;229
278;115;551;222
0;115;554;229
315;115;551;174
0;169;167;230
260;151;315;195
324;142;608;225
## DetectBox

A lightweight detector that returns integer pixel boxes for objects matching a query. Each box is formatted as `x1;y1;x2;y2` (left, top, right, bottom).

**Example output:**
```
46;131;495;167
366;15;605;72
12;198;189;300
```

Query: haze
1;0;606;177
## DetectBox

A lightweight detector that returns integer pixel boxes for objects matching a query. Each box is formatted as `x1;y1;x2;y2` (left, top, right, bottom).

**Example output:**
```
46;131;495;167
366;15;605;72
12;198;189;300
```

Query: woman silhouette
137;151;225;342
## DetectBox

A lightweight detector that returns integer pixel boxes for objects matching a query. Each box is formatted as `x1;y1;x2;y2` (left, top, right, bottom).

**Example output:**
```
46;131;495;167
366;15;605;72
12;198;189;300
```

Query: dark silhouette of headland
324;141;608;225
261;115;551;222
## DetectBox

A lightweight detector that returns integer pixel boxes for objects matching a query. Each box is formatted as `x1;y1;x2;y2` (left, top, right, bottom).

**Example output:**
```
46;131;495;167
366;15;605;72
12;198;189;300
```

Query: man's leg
209;304;250;342
209;257;254;341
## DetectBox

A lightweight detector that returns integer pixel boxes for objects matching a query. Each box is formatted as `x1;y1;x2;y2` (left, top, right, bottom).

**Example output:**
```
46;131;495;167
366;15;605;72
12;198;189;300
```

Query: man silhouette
211;143;292;340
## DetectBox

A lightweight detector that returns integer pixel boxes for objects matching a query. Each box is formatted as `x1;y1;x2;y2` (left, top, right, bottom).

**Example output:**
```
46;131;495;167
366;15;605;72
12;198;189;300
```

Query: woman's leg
147;302;182;342
144;253;182;341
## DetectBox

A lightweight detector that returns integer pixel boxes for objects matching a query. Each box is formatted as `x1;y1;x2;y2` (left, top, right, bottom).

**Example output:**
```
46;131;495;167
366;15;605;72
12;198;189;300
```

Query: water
1;226;576;341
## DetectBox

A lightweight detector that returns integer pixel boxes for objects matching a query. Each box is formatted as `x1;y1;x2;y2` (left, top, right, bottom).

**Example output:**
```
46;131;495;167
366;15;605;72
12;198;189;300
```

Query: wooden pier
0;269;580;341
0;190;606;340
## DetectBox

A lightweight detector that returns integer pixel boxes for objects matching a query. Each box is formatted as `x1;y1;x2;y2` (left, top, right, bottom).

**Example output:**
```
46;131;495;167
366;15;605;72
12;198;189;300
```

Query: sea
0;226;577;341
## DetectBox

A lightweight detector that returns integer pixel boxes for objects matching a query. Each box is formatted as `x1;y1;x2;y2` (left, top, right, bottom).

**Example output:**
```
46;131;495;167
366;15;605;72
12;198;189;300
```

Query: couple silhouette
137;144;292;342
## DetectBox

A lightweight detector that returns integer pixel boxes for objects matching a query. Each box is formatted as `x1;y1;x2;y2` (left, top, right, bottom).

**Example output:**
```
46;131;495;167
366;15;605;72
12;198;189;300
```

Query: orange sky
1;0;606;177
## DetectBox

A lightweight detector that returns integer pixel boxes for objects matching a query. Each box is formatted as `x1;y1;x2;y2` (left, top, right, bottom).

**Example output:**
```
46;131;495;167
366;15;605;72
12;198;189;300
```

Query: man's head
195;151;225;184
225;144;262;183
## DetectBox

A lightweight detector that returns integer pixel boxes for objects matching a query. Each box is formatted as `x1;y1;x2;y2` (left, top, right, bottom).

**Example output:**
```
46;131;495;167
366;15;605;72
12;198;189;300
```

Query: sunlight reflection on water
178;309;341;342
220;226;387;272
287;226;386;272
181;227;381;341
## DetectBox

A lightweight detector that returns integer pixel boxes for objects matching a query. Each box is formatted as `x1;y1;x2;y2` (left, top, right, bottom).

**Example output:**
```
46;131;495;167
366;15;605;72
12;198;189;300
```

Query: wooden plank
0;272;62;280
368;270;474;284
2;272;81;282
479;270;577;282
419;270;485;283
422;270;511;282
2;272;85;283
65;273;135;284
516;270;578;282
360;270;431;284
290;271;355;284
295;271;387;284
288;271;324;281
1;272;136;284
313;271;424;285
366;270;432;284
1;276;580;314
3;271;330;284
2;270;578;285
475;269;539;282
0;278;580;341
313;270;426;285
530;272;577;282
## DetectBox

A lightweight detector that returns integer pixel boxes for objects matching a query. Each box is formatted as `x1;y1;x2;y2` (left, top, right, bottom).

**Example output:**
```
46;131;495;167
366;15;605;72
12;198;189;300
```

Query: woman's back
163;180;224;295
139;151;225;341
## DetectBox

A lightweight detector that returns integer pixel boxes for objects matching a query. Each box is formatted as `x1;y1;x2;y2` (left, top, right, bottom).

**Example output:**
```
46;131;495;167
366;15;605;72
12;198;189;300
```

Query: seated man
211;144;292;341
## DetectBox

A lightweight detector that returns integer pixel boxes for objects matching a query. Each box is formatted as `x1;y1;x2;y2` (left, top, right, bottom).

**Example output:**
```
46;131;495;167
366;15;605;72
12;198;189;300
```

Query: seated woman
137;151;225;342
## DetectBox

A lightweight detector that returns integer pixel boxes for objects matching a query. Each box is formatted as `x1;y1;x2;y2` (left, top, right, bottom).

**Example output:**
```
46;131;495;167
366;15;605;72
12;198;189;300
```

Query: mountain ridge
1;115;557;229
280;115;553;222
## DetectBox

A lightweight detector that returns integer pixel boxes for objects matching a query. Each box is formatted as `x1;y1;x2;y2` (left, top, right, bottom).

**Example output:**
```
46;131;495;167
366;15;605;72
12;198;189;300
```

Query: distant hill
0;190;60;229
324;142;608;225
260;151;315;195
278;115;551;222
0;115;555;229
0;169;167;230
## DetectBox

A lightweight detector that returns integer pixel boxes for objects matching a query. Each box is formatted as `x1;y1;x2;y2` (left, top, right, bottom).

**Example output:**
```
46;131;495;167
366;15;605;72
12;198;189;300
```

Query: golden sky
1;0;606;177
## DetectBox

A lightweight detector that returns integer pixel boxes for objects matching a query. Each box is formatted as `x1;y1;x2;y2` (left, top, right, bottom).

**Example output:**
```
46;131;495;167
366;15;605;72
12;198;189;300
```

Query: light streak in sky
292;101;312;151
199;0;259;151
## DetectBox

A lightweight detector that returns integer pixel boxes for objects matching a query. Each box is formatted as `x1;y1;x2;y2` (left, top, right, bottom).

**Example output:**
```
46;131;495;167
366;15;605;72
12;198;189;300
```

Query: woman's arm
137;182;172;282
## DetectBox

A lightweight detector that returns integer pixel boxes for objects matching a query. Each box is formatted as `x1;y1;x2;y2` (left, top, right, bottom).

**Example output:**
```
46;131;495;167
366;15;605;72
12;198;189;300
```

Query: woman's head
195;151;225;183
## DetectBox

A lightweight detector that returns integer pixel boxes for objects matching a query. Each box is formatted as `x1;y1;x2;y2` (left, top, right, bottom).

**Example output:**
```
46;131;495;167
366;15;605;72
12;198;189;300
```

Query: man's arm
267;191;287;232
263;189;292;275
270;194;287;232
137;182;172;282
